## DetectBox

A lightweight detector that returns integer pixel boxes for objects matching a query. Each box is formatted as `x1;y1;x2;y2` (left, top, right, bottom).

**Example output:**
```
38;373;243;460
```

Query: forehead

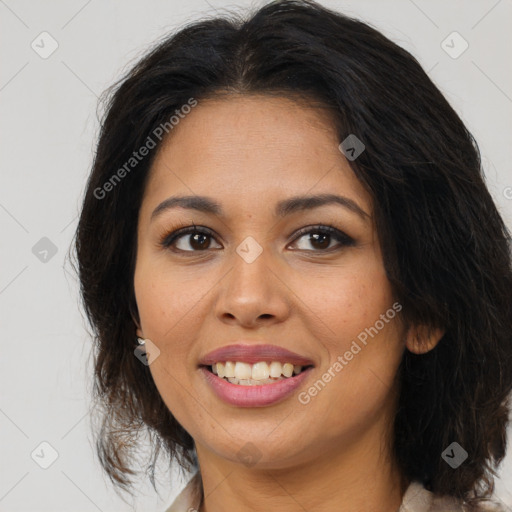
142;94;372;218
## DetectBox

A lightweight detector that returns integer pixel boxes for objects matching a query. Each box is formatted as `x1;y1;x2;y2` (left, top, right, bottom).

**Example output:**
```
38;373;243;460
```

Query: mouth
197;343;315;407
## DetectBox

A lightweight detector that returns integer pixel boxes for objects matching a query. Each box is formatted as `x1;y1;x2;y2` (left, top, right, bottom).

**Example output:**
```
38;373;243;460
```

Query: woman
73;1;512;510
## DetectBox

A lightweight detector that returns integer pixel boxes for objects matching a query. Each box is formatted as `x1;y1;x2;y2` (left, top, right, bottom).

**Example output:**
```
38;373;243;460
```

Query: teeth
251;362;270;380
269;361;282;378
282;363;294;377
210;361;305;381
226;377;279;385
234;362;252;380
224;361;235;378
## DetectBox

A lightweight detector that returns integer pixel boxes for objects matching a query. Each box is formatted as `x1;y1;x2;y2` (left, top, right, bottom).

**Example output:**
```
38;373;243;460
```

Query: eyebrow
150;193;370;223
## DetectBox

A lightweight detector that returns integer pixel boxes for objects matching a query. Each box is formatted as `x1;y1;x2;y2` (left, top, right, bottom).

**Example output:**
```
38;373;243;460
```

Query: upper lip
198;343;315;367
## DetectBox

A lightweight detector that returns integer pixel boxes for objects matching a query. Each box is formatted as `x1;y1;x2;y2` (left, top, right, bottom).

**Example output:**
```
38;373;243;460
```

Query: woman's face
134;95;406;471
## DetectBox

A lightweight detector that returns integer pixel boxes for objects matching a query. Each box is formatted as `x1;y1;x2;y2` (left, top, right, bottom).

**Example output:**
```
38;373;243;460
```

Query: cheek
133;265;199;424
134;255;211;344
293;251;395;346
330;264;402;378
133;264;190;406
133;258;215;410
294;252;403;409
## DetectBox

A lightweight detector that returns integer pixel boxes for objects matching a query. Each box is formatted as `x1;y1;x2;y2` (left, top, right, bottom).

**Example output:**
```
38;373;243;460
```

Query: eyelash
158;223;355;254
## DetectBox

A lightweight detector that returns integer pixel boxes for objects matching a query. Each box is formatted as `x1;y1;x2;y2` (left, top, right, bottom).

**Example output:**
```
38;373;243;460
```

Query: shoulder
400;481;507;512
164;475;507;512
164;471;202;512
400;481;461;512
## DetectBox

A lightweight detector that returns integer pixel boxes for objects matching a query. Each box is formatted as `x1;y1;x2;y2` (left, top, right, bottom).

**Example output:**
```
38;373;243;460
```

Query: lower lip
199;366;313;407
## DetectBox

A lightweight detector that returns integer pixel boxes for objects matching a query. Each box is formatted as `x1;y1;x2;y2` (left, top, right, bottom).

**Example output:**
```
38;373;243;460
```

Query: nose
214;244;290;328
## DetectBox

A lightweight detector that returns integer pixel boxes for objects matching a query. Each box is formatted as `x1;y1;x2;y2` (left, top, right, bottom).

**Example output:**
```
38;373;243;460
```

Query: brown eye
160;227;221;252
305;232;331;250
182;232;213;250
290;225;355;252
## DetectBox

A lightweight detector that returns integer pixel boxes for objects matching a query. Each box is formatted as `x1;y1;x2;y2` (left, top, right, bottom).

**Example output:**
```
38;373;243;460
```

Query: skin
134;94;443;512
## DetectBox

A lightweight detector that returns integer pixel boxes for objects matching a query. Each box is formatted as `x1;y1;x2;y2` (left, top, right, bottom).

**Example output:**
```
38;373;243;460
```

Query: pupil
192;233;209;250
311;233;329;249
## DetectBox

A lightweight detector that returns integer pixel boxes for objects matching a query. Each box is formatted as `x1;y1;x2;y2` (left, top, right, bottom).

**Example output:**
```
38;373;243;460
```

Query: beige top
164;471;502;511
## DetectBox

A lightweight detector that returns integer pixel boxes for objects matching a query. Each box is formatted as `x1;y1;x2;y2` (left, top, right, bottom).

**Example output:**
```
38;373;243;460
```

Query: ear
136;328;144;339
405;324;445;354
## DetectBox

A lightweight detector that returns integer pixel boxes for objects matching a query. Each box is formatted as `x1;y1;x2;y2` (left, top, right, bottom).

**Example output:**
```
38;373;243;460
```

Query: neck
195;418;408;512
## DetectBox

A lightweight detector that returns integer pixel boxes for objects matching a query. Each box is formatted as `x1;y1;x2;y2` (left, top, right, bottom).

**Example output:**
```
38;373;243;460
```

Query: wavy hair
72;0;512;508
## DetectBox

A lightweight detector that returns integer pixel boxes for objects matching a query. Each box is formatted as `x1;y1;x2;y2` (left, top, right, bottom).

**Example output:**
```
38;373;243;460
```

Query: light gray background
1;0;511;510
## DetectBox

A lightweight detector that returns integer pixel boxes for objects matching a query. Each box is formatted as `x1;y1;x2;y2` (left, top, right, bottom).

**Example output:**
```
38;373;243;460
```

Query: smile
197;343;315;406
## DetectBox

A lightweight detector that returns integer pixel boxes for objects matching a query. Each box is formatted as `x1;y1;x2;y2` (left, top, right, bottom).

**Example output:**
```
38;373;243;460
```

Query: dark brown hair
71;0;512;508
